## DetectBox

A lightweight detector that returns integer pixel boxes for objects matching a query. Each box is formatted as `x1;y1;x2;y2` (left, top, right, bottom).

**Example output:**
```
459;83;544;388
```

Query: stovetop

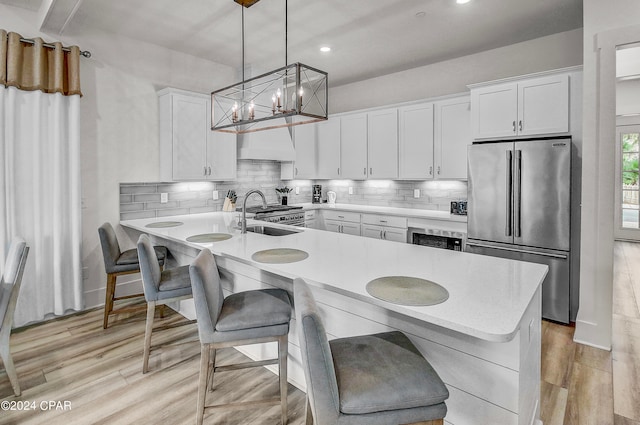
239;204;303;215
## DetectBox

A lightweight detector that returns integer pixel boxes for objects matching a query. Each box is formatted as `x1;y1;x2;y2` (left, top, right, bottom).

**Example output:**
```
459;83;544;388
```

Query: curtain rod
19;37;91;58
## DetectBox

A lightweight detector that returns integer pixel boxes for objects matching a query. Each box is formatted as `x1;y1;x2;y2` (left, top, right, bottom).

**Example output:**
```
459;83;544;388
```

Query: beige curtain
0;29;81;96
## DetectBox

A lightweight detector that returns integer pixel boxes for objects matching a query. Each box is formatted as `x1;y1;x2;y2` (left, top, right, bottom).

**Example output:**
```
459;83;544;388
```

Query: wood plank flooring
1;241;640;424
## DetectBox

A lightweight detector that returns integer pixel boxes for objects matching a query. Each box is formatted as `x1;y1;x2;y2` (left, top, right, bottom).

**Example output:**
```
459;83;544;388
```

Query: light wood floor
1;242;640;424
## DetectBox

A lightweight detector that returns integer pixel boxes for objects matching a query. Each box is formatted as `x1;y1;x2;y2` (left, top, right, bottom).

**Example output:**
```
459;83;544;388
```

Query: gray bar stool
0;238;29;396
294;278;449;425
189;248;292;425
137;234;193;373
98;223;168;328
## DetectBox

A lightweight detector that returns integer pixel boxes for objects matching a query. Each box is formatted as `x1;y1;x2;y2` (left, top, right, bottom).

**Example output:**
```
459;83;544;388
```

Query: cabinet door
324;219;341;233
399;103;434;179
470;83;518;139
172;95;209;180
340;114;368;180
518;75;569;136
317;118;341;179
207;131;237;180
341;222;361;236
382;228;408;243
368;109;398;179
362;224;384;240
293;124;317;178
435;97;471;180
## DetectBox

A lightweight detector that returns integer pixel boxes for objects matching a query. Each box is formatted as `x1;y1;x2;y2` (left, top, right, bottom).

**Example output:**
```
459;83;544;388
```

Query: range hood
236;118;296;161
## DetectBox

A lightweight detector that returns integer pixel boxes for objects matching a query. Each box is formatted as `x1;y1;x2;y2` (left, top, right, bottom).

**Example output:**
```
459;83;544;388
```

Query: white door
399;103;434;179
294;124;317;178
382;228;408;243
470;83;517;139
324;220;341;233
368;109;398;179
341;222;361;236
340;114;368;179
207;131;237;180
435;97;471;179
317;118;341;179
615;125;640;240
362;224;384;240
518;75;569;136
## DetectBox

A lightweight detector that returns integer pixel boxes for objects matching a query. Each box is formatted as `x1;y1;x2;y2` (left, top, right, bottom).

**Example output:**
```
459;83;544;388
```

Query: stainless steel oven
410;228;466;251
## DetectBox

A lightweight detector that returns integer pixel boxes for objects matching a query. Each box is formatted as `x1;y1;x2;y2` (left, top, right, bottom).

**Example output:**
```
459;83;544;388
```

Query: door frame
614;119;640;240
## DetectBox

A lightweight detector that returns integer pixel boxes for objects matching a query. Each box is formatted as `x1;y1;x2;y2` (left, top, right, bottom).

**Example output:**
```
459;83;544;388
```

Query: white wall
0;5;235;310
329;28;583;113
575;0;640;350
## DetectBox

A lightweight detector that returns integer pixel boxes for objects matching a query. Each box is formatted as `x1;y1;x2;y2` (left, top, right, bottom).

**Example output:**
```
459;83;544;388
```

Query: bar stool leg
196;344;210;425
208;346;216;392
279;334;288;425
142;301;156;374
103;273;117;329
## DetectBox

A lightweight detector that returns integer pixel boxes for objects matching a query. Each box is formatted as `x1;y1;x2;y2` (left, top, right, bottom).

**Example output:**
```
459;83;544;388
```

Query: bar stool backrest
293;278;340;425
188;249;225;342
98;223;122;274
137;234;162;297
0;238;29;333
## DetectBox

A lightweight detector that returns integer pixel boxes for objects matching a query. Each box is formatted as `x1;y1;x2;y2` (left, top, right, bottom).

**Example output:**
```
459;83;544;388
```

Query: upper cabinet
368;108;398;179
470;74;569;140
317;118;341;179
435;96;471;179
398;96;470;180
399;103;435;179
159;88;236;181
340;113;369;179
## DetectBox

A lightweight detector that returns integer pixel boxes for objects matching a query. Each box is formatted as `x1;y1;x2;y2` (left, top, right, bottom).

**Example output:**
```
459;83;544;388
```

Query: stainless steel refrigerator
466;137;571;323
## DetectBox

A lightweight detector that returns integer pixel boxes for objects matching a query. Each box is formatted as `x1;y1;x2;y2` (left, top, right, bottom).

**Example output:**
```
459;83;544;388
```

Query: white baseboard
84;277;144;310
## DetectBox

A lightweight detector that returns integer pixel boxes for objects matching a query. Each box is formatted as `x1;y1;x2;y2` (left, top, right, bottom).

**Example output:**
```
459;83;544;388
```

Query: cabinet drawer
323;210;361;223
361;214;407;228
304;210;316;220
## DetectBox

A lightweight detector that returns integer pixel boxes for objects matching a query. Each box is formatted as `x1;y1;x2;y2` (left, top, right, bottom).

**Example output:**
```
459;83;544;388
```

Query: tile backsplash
120;161;467;220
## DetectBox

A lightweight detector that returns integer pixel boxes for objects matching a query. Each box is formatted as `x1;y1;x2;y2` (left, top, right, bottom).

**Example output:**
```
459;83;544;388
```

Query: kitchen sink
245;225;302;236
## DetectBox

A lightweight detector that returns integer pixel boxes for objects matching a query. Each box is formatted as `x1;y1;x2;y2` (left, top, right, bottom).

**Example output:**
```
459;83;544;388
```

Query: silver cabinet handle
208;166;211;175
519;120;523;132
338;215;344;219
512;121;516;132
340;225;343;233
203;166;207;176
429;166;433;176
370;167;373;175
437;166;441;175
338;167;340;175
505;150;513;237
383;230;387;239
364;167;367;175
380;220;387;223
465;242;568;259
379;230;383;239
295;167;298;175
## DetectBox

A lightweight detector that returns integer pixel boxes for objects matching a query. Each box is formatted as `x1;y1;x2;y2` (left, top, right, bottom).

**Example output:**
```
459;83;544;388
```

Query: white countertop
295;203;468;223
121;212;546;342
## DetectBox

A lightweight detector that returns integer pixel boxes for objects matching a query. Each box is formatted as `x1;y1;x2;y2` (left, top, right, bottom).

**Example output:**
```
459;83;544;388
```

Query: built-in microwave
410;229;465;251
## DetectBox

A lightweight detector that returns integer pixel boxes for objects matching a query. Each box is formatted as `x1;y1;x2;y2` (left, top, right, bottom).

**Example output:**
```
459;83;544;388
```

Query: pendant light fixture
211;0;328;134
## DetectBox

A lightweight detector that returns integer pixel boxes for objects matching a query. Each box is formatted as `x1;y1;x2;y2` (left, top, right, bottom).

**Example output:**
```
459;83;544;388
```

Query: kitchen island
121;212;547;425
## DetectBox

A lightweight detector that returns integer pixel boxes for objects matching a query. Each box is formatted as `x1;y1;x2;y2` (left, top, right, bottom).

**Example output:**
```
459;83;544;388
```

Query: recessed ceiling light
456;0;471;4
320;46;331;53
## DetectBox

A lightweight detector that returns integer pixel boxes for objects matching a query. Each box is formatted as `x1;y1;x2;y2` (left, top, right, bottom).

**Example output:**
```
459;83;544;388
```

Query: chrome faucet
240;189;267;233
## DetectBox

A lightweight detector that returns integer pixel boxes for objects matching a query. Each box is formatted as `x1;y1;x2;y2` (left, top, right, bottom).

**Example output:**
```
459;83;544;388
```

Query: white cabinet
367;108;398;179
340;113;368;180
304;210;317;229
317;118;341;179
159;88;236;181
282;124;317;180
471;74;569;140
399;103;435;179
361;214;408;243
323;210;361;236
435;96;472;180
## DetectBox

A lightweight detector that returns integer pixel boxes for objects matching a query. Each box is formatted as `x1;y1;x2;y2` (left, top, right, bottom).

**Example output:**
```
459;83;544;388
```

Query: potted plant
275;186;293;205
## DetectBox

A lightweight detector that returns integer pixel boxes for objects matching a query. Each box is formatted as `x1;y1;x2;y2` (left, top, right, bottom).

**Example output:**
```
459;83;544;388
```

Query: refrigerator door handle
514;150;522;238
466;242;568;259
505;150;513;237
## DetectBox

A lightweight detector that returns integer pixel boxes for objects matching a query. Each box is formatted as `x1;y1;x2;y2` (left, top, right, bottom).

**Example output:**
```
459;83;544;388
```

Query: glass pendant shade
211;62;328;134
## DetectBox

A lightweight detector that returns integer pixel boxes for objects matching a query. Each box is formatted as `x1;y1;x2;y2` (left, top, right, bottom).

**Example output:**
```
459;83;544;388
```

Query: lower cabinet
322;210;361;236
361;214;408;243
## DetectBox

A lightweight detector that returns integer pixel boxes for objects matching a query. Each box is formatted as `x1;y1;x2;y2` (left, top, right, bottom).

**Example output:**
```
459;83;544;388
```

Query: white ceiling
5;0;583;87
